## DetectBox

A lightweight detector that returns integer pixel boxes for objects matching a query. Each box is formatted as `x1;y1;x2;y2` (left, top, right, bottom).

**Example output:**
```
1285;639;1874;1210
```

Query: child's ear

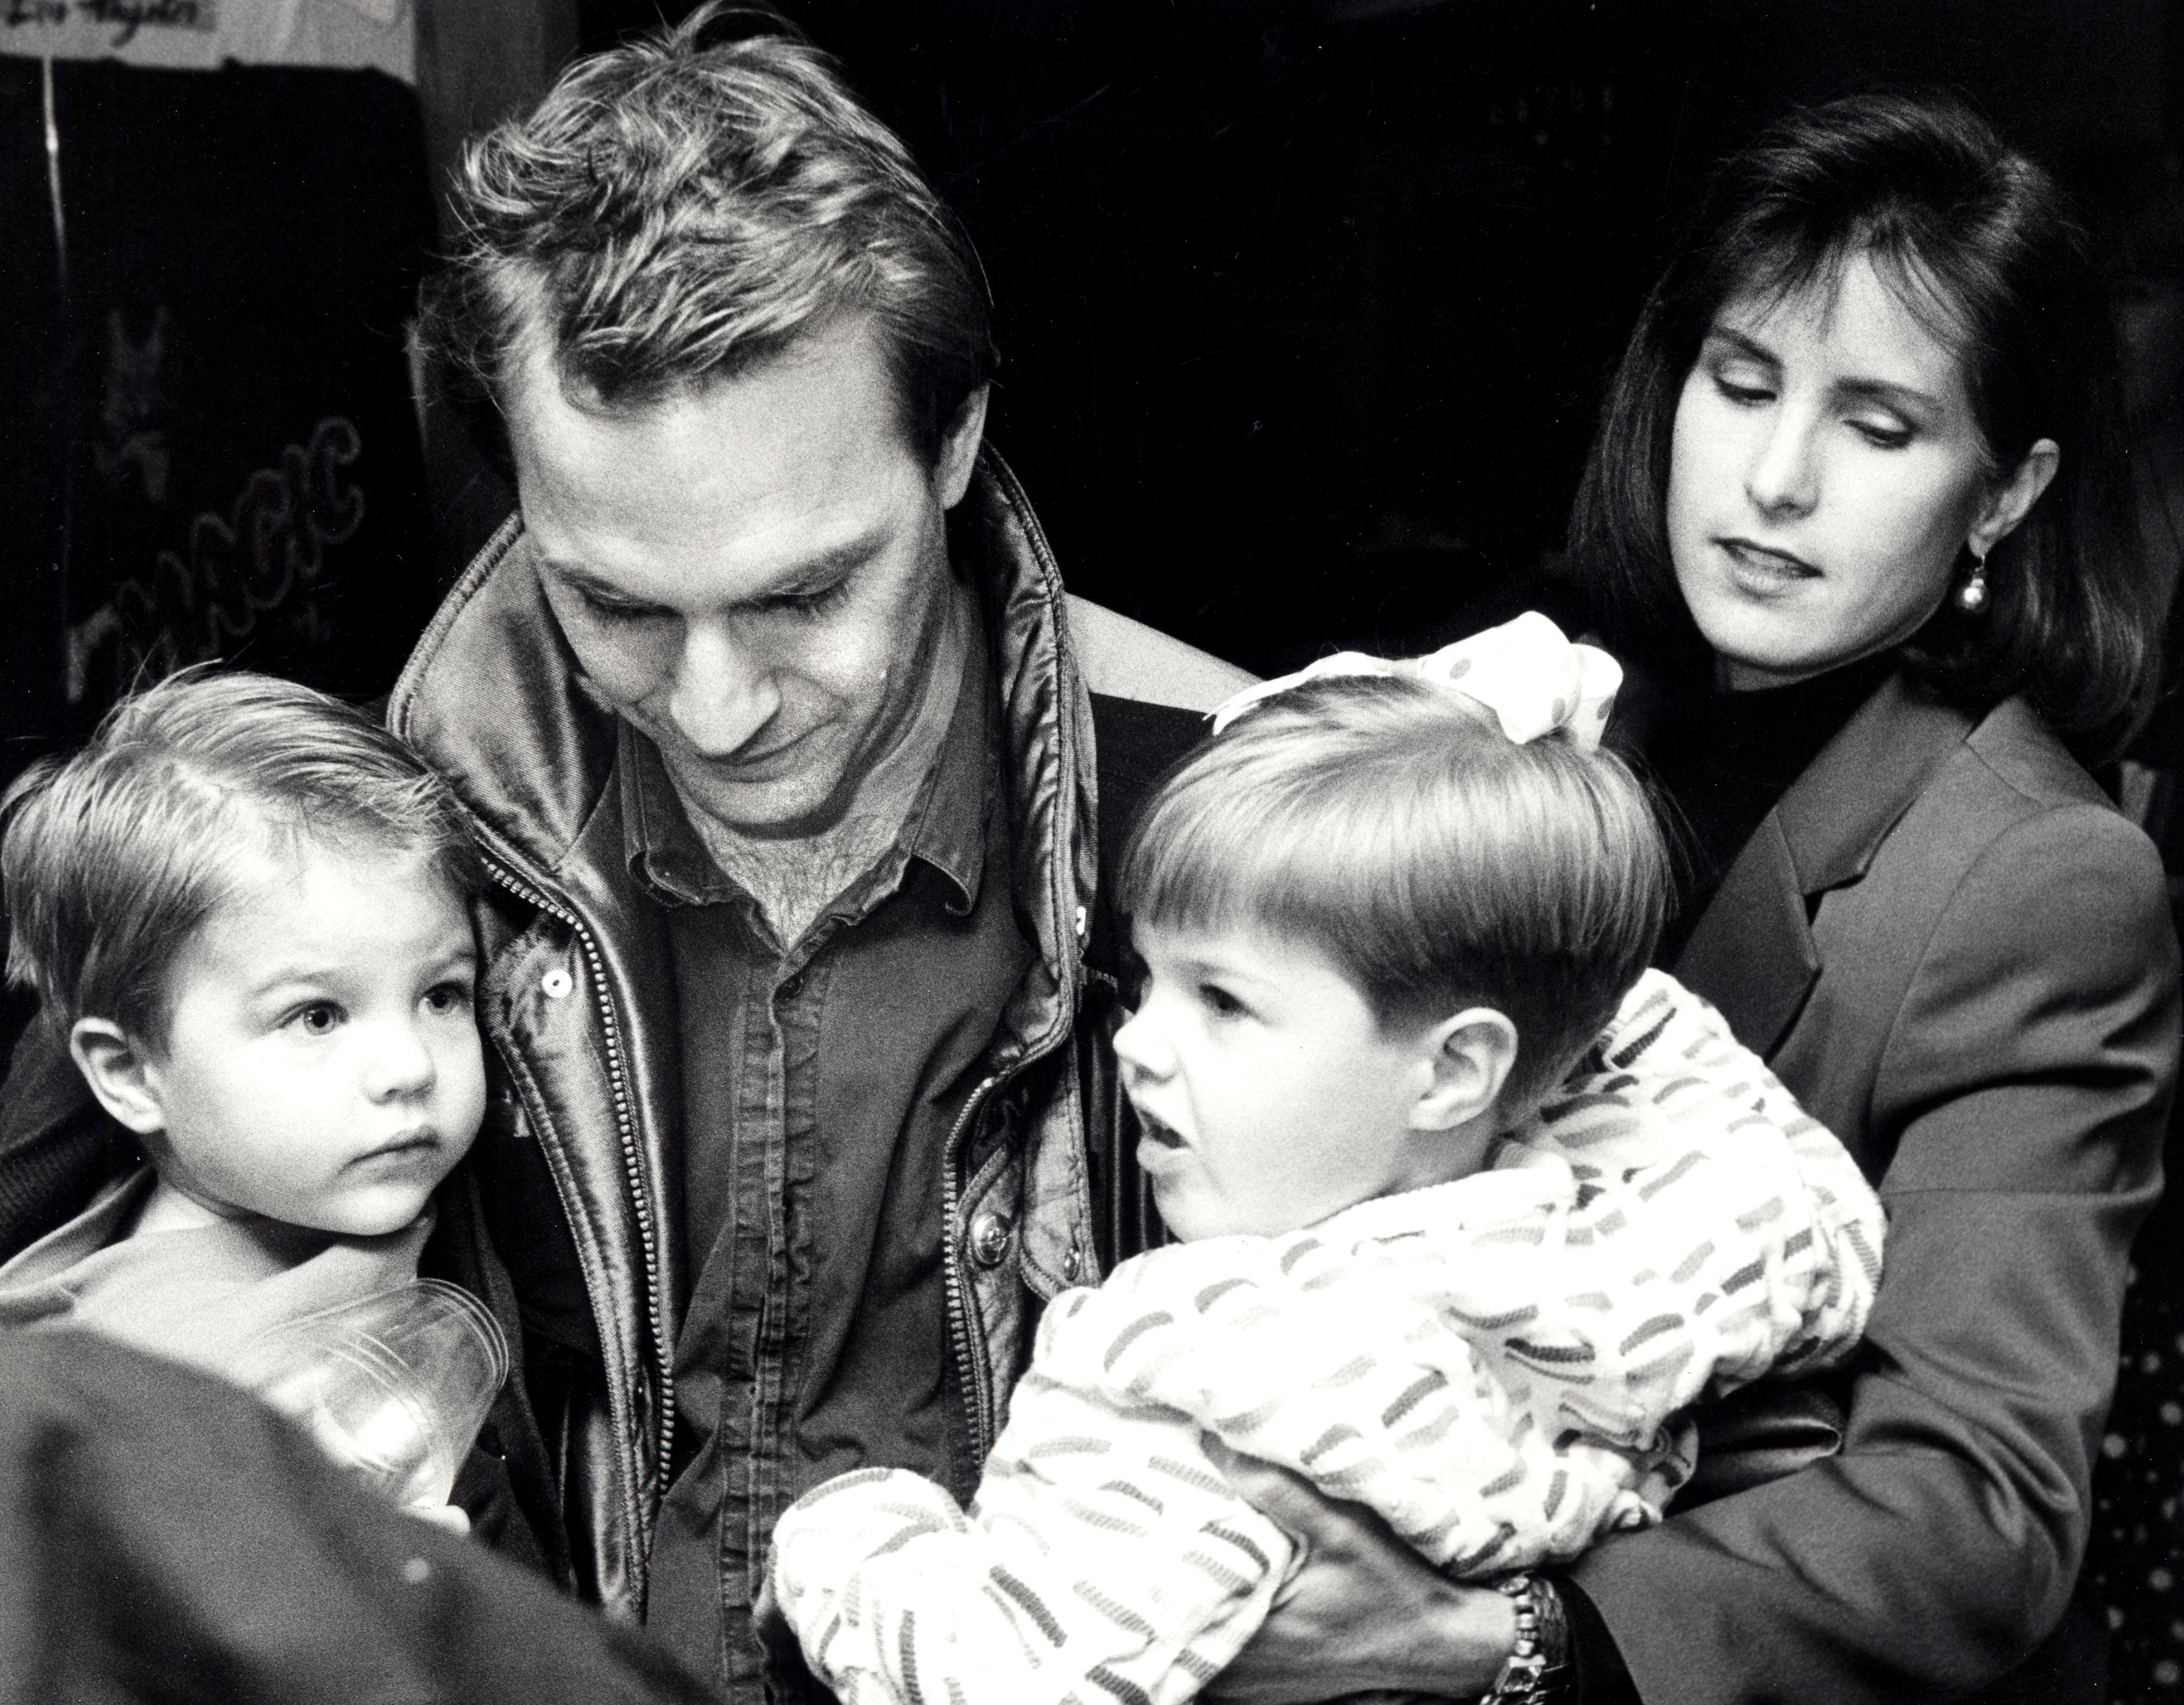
69;1018;170;1137
1408;1008;1520;1132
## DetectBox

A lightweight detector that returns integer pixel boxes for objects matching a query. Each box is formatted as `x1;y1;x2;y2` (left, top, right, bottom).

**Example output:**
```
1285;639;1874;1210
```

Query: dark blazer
1569;670;2180;1704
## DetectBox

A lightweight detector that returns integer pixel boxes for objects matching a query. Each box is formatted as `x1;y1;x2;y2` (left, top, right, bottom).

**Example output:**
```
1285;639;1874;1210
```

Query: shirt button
968;1212;1013;1269
540;966;573;1000
1063;1244;1083;1282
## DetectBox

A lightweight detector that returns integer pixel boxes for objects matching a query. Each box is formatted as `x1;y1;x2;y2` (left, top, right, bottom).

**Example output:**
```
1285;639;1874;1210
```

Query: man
0;11;1538;1701
391;9;1256;1691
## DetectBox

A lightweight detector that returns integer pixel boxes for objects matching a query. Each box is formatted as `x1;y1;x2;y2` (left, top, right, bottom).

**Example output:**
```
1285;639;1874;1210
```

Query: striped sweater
768;969;1884;1705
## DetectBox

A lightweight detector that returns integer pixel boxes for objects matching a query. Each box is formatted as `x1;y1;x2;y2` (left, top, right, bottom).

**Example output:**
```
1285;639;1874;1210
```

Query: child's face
135;837;485;1236
1113;920;1455;1241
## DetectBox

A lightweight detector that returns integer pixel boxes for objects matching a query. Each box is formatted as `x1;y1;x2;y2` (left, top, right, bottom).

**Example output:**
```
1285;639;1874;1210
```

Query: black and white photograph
4;2;2184;1701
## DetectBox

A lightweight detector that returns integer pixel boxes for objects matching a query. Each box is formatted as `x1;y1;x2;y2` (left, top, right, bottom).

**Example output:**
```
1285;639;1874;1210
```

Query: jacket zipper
482;857;677;1553
940;1072;1005;1463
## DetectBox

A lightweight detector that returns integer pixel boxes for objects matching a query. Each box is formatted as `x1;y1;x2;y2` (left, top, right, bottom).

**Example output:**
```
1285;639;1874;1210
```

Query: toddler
765;614;1885;1705
0;671;489;1469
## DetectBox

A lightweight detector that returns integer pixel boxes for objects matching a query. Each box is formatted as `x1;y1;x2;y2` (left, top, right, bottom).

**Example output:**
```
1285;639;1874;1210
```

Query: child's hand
753;1570;827;1699
404;1501;473;1538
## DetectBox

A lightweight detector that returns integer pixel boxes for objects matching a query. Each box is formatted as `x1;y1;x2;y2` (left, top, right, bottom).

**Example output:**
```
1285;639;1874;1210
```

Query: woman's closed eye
1704;347;1778;406
1846;413;1914;450
1712;371;1777;407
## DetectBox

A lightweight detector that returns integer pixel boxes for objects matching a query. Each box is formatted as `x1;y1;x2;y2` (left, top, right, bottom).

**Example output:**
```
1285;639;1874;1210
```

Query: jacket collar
1673;668;1975;1056
387;446;1097;1062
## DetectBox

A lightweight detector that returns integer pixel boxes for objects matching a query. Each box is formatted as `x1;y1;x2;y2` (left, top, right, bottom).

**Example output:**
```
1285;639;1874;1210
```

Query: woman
1191;93;2178;1705
1554;92;2178;1702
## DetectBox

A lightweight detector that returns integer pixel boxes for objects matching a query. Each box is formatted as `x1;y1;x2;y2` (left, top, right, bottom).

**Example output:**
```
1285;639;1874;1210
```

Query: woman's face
1665;251;2042;691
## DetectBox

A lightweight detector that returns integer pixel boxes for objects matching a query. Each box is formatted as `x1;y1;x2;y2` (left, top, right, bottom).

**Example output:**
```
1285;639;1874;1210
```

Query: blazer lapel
1674;669;1975;1057
1679;815;1818;1057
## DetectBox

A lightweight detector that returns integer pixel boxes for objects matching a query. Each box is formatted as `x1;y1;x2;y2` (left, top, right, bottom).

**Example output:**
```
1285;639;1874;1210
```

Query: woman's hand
1201;1438;1516;1704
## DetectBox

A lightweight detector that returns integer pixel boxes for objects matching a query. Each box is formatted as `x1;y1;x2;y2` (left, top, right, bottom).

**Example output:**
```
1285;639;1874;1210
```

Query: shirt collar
899;611;993;916
618;605;993;918
619;729;727;908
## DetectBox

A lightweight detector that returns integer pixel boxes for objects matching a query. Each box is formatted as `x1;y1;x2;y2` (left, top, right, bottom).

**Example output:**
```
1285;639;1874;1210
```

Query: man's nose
1745;410;1820;518
665;619;781;757
364;1019;437;1102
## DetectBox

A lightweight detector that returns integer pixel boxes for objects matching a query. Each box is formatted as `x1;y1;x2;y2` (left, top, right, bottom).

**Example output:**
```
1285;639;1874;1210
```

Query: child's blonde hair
2;670;477;1051
1118;673;1670;1110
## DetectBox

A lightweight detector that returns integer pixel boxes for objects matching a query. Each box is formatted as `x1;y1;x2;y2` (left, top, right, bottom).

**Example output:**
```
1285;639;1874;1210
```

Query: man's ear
930;384;990;511
69;1018;170;1138
1407;1008;1520;1134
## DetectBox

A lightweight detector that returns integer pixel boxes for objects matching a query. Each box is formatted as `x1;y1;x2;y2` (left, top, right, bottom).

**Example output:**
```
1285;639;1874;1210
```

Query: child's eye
1198;983;1247;1019
291;1002;344;1036
422;981;474;1018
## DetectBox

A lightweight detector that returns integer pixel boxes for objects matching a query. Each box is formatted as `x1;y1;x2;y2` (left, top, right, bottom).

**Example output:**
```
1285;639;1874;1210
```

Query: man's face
510;318;986;838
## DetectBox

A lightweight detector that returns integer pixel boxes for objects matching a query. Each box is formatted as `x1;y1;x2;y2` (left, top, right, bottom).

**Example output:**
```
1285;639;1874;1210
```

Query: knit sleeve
1509;968;1886;1406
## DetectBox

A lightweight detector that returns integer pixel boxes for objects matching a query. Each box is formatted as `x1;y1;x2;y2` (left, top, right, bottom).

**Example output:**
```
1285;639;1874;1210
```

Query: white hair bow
1209;611;1622;750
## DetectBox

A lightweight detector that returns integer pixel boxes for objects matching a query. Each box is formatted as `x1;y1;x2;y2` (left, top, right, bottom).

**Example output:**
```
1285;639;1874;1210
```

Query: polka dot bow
1209;610;1622;750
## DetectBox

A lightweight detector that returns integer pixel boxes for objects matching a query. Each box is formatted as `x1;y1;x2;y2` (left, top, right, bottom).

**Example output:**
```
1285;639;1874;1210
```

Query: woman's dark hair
1568;92;2156;757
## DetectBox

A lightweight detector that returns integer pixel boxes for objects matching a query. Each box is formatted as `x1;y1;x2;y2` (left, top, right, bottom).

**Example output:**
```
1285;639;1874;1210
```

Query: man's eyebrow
537;530;891;610
537;558;635;599
744;532;890;602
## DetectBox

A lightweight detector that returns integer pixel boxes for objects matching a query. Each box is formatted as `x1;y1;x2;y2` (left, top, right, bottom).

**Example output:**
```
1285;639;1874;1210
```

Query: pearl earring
1955;550;1989;614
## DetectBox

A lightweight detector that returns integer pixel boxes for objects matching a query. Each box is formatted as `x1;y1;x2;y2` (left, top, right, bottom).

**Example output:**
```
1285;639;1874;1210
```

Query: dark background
8;1;2177;746
563;0;2180;679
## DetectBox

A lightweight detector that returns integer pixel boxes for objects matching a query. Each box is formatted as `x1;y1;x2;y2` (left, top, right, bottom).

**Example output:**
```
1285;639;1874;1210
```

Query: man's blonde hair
419;3;995;467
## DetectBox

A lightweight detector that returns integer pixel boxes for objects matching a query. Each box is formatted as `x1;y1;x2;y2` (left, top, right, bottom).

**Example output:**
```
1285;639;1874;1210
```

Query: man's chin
671;762;856;843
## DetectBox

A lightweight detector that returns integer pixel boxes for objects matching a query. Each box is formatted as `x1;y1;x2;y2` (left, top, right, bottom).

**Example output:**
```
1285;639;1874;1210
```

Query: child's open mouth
1134;1110;1187;1150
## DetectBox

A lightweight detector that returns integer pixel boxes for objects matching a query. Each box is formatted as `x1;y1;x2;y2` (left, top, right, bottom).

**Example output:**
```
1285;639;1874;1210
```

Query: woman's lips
1718;537;1820;590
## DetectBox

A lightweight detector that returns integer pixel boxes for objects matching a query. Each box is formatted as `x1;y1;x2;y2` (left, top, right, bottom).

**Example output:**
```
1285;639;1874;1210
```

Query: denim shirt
618;627;1036;1696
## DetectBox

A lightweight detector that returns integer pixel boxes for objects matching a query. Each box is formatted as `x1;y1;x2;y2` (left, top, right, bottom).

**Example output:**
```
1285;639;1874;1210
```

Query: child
764;614;1885;1705
0;671;487;1452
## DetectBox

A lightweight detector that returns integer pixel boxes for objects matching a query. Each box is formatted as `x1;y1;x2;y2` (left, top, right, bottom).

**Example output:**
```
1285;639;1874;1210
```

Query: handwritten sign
1;0;410;80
